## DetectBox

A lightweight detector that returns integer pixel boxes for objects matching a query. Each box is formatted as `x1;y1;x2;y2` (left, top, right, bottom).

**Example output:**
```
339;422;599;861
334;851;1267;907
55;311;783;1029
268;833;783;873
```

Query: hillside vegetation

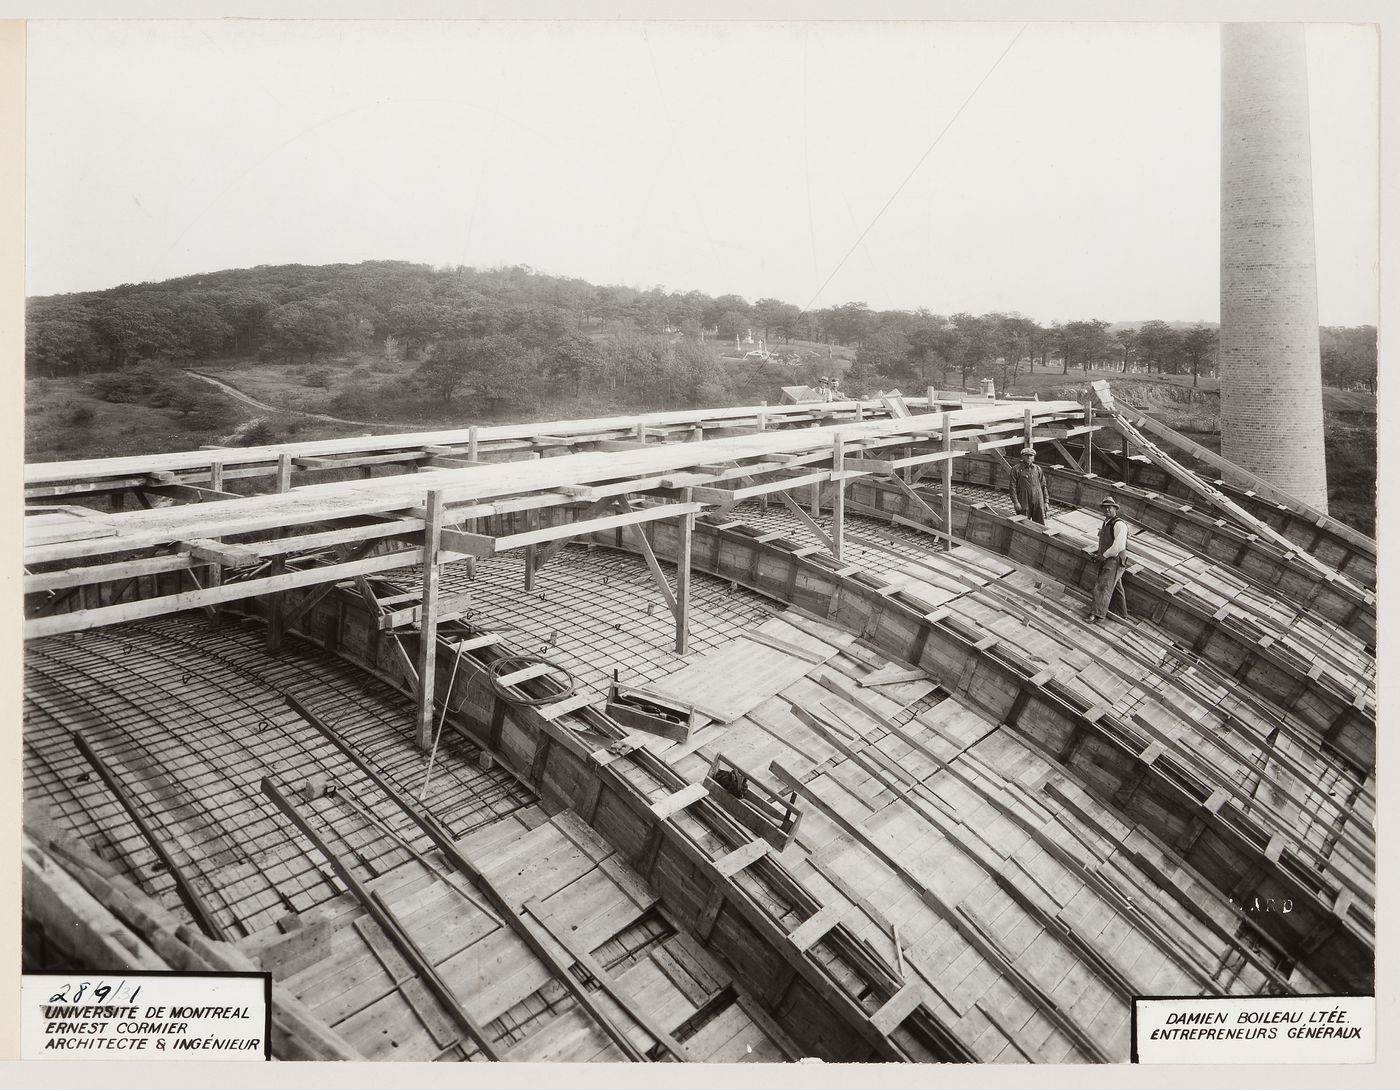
23;259;1374;531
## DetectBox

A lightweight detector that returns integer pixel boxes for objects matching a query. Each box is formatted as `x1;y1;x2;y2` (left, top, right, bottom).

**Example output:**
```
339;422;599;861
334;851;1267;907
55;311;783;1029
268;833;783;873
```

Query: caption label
1134;995;1374;1064
22;972;269;1061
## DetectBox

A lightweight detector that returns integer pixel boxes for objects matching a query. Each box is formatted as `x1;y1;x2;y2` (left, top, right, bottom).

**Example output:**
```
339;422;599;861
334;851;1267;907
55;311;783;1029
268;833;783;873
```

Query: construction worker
1087;495;1129;623
1009;446;1050;525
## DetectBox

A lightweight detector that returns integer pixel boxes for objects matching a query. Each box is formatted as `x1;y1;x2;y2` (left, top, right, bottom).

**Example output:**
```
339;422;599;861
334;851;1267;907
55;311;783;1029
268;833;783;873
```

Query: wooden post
635;421;647;443
210;460;223;493
675;488;694;654
904;446;914;484
758;403;769;511
1121;433;1131;483
276;452;292;493
266;557;286;651
414;490;445;750
926;385;936;412
941;415;954;552
811;477;821;517
1083;402;1095;472
1023;408;1034;451
855;402;865;422
832;433;846;562
524;509;538;591
467;425;479;463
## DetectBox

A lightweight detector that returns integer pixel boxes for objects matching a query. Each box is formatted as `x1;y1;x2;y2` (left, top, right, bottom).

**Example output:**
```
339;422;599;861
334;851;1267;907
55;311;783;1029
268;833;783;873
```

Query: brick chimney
1220;23;1329;510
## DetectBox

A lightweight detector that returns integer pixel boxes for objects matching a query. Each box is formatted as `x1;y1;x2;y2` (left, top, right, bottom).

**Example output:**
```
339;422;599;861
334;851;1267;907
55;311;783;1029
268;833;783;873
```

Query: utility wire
801;23;1027;316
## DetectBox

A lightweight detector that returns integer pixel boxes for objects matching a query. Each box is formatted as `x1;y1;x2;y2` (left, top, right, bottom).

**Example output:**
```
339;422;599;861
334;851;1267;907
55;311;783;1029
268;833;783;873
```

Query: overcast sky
25;19;1378;325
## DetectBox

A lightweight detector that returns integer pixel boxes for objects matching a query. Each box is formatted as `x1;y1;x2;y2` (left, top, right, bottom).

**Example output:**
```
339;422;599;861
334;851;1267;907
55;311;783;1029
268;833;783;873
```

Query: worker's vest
1098;515;1125;556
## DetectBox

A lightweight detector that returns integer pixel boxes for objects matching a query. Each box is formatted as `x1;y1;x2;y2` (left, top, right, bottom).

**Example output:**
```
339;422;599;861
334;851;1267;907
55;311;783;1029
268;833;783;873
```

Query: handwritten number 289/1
47;980;141;1004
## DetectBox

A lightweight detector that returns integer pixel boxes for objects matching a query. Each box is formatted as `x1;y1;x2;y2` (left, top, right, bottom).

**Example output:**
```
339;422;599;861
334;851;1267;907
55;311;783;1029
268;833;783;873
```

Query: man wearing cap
1008;446;1050;525
1087;495;1129;623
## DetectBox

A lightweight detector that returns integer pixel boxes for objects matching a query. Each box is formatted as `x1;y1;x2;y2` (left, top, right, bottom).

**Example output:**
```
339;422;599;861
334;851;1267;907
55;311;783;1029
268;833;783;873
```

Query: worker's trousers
1091;555;1127;620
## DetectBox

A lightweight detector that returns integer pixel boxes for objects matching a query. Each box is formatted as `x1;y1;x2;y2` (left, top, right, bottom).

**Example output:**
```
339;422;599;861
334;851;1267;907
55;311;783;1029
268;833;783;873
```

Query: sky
24;18;1379;325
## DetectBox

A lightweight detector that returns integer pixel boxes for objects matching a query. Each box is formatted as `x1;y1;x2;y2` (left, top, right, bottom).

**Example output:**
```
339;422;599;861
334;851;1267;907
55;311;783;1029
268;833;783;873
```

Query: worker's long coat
1009;461;1049;524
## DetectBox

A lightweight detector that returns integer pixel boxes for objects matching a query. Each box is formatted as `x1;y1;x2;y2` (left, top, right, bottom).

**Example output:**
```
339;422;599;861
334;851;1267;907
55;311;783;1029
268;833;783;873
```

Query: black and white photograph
8;1;1389;1072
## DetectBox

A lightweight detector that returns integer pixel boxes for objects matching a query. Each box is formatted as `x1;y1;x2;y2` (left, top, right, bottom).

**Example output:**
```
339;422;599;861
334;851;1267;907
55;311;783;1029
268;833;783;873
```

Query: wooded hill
26;259;1377;409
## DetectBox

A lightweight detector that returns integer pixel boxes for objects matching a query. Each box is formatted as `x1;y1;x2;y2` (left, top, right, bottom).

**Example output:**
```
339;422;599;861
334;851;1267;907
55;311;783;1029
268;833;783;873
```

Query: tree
1113;327;1138;373
548;334;603;397
267;299;356;362
25;300;100;376
703;294;750;331
825;302;874;347
1134;320;1182;375
415;333;529;408
1320;326;1376;393
718;310;750;341
904;315;950;387
1180;324;1219;386
753;298;800;342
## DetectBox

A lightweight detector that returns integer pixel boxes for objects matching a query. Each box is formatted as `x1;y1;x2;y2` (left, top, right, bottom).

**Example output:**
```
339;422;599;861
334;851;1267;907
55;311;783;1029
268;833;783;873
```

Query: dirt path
184;370;390;429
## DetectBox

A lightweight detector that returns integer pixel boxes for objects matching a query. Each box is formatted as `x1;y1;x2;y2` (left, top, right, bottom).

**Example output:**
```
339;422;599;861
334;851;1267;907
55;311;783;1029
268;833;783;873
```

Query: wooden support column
941;415;954;551
414;489;446;750
675;488;694;654
832;432;846;562
1121;433;1131;483
266;556;286;652
467;425;479;463
1023;408;1034;451
524;509;539;591
210;460;224;492
1082;403;1095;472
276;452;292;493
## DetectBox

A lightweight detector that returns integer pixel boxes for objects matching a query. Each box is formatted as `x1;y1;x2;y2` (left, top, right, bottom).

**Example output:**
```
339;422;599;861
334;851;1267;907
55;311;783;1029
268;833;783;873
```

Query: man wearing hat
1008;445;1050;525
1088;494;1129;623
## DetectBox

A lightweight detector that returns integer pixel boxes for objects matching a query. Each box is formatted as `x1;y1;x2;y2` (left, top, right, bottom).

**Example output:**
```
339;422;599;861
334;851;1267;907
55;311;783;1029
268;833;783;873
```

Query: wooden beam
776;488;836;556
676;488;694;654
496;501;702;554
1124;407;1375;557
415;490;445;749
940;415;954;551
26;548;425;639
831;432;846;562
179;538;261;568
266;556;286;652
1107;410;1351;583
147;482;238;504
260;777;501;1060
24;553;193;595
73;732;228;941
616;496;680;621
522;898;691;1061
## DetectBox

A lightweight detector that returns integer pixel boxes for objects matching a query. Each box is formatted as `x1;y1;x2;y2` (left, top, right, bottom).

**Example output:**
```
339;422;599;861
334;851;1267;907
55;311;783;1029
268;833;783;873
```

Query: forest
25;260;1377;414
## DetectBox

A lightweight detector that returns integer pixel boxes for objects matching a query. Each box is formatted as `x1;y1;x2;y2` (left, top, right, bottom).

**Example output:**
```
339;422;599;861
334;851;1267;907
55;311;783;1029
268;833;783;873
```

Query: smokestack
1219;23;1328;510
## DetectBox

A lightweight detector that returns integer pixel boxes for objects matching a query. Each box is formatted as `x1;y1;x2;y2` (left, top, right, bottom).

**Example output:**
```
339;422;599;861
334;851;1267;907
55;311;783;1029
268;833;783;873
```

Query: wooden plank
521;898;692;1061
869;980;924;1035
650;783;709;821
260;777;502;1060
713;839;771;878
27;547;425;639
414;490;445;749
787;903;842;952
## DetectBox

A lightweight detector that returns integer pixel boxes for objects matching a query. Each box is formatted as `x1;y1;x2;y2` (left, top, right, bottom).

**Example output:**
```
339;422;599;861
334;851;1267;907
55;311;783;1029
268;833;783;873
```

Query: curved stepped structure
21;395;1375;1061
